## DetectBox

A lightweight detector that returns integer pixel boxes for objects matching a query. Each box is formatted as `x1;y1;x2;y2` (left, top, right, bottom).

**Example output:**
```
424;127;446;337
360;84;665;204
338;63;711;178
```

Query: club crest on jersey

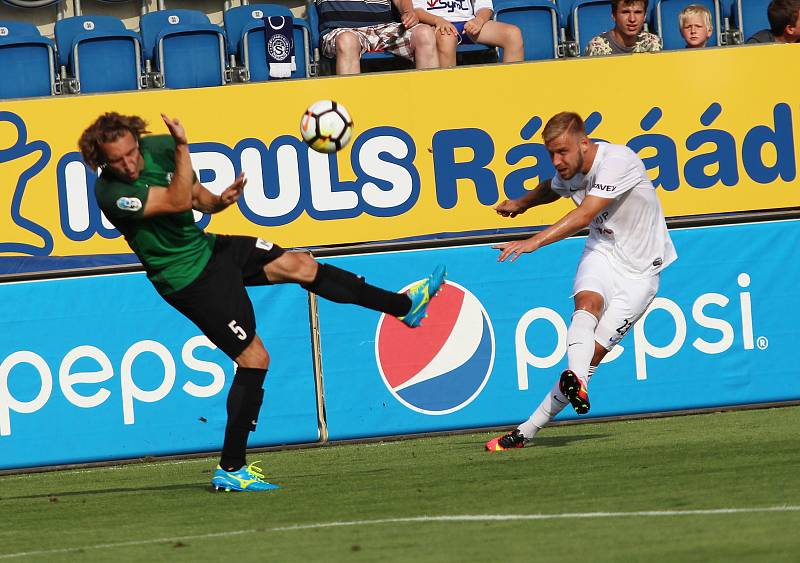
116;197;142;212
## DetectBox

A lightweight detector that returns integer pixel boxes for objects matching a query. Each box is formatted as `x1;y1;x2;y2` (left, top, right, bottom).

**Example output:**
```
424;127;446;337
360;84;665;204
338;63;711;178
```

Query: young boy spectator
315;0;439;74
585;0;662;56
746;0;800;43
679;4;713;47
412;0;523;67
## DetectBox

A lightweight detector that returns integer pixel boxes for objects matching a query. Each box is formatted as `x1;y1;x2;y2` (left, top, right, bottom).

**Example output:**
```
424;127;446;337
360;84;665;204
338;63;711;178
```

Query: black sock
219;367;267;471
302;263;411;317
361;283;411;317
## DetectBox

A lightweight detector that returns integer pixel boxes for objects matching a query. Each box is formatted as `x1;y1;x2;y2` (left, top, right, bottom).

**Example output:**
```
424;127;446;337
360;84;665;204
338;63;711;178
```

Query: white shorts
572;250;659;351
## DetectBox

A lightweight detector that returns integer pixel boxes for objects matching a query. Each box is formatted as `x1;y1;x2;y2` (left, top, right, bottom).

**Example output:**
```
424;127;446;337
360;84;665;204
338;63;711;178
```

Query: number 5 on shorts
228;320;247;340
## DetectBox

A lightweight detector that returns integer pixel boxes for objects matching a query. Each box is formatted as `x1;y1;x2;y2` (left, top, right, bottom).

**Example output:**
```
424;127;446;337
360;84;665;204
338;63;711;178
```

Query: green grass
2;406;799;562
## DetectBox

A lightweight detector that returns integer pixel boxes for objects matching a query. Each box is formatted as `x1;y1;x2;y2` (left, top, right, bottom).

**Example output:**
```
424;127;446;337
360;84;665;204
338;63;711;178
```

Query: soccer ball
300;100;354;154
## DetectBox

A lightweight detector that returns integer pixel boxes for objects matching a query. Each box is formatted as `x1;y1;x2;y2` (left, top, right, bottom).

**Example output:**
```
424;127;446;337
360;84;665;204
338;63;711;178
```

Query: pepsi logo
375;280;494;415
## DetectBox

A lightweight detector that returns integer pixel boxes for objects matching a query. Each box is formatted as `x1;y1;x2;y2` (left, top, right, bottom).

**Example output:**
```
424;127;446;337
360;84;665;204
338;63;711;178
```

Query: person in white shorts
486;111;677;451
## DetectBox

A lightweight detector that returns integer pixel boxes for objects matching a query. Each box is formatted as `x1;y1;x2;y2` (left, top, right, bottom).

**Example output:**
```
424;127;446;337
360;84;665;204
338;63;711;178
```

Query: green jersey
95;135;215;295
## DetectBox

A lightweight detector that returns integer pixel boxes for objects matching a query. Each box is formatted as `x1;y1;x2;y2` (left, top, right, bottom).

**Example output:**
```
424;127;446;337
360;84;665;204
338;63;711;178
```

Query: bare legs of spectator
409;24;439;69
475;21;524;63
335;31;362;75
435;31;459;67
434;21;523;68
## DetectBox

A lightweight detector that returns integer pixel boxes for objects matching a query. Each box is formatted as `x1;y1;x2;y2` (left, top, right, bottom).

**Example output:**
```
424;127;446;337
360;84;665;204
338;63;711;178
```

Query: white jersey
551;142;677;279
412;0;493;22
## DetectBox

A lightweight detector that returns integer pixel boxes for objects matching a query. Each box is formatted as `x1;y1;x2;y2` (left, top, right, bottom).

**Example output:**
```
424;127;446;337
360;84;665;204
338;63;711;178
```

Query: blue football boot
399;265;447;328
211;461;280;492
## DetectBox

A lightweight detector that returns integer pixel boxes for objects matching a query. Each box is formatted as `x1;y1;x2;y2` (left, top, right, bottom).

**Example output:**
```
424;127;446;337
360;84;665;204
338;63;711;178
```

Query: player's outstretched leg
399;264;447;328
297;260;446;328
485;429;526;451
211;461;280;492
559;369;590;414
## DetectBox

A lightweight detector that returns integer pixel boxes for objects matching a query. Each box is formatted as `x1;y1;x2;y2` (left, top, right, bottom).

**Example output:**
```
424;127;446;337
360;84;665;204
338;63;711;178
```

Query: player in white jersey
486;111;677;451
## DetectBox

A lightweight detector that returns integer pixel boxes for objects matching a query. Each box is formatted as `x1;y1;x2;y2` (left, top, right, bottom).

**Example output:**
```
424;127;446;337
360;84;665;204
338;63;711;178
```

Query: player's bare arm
495;179;559;218
191;173;247;214
494;194;613;262
142;114;194;218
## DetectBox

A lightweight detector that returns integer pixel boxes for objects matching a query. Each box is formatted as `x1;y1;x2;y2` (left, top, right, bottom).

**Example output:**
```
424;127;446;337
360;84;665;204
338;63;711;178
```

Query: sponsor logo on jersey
592;183;617;192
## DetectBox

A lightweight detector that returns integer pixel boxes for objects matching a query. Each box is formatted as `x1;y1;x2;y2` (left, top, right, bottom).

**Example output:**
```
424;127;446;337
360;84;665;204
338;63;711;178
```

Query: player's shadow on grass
529;433;611;447
455;433;610;449
0;483;207;501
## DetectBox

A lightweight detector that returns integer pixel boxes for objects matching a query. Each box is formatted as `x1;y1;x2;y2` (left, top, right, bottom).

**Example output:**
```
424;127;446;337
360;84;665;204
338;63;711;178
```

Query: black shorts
163;235;285;360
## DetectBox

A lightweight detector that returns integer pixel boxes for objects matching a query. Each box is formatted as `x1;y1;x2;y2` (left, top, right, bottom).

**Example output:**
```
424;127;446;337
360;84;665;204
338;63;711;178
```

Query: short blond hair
542;112;585;144
679;4;712;30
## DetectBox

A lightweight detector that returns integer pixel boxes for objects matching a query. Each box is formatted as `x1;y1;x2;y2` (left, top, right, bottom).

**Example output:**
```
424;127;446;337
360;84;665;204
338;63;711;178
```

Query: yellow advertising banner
0;44;798;259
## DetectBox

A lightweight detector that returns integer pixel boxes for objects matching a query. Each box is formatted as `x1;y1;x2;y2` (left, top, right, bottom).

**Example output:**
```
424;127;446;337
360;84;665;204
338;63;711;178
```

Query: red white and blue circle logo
375;280;495;415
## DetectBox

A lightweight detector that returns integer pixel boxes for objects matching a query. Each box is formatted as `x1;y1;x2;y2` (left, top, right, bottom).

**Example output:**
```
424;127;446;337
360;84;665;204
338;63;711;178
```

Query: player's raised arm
192;173;247;214
495;179;560;218
141;114;194;217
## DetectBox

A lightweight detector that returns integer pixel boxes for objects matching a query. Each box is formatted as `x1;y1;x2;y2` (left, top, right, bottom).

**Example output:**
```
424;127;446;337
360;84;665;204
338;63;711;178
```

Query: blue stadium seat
567;0;654;54
223;4;313;80
494;0;562;60
653;0;721;48
54;16;142;94
139;9;227;89
731;0;769;41
0;20;56;99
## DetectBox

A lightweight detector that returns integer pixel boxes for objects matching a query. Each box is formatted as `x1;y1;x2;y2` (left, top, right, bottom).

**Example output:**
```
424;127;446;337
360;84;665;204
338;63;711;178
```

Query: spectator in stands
746;0;800;43
679;4;713;48
411;0;523;67
585;0;662;56
315;0;439;74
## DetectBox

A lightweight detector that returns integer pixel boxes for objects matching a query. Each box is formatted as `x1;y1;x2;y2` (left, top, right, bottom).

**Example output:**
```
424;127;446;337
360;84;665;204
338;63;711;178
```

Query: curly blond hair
78;113;150;169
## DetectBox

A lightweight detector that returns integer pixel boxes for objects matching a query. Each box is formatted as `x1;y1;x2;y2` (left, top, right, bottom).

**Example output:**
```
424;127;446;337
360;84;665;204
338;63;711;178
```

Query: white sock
517;379;569;439
517;365;600;440
567;309;598;385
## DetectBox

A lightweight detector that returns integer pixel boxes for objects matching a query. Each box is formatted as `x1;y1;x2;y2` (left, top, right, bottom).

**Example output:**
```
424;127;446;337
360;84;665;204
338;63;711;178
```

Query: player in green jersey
79;112;445;492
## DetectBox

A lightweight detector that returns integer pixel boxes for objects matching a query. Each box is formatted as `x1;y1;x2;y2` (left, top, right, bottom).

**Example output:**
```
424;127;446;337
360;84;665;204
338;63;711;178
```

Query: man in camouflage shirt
585;0;662;56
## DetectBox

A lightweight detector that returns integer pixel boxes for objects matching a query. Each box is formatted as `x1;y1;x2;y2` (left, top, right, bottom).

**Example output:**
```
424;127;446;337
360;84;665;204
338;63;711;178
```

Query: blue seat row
0;0;771;100
0;5;314;99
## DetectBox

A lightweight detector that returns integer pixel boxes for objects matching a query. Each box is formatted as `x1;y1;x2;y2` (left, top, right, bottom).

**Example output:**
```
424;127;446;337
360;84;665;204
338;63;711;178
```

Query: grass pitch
2;406;799;562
